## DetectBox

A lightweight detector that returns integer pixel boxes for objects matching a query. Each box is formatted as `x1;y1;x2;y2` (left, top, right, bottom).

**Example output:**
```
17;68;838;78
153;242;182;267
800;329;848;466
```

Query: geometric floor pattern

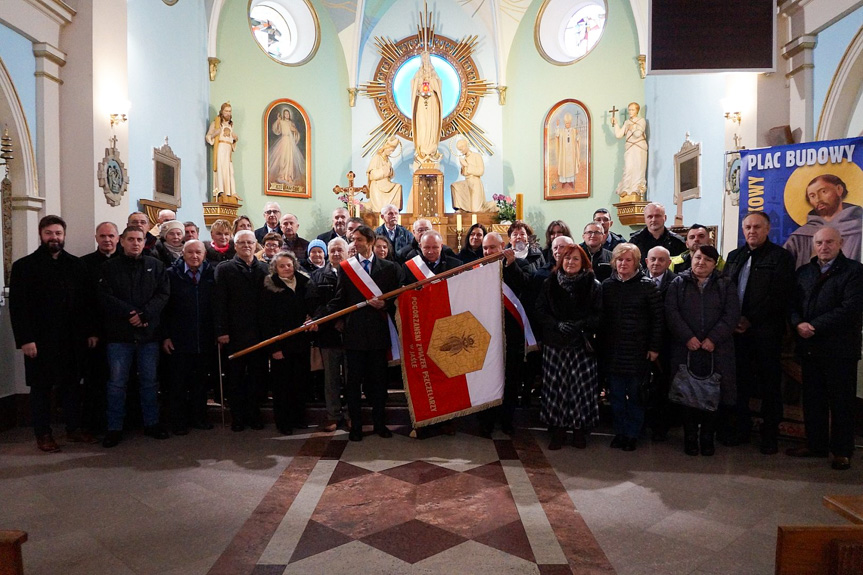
207;428;614;575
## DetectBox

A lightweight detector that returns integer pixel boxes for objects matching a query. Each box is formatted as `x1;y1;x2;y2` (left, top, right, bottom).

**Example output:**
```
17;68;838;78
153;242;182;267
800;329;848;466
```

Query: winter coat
306;264;344;349
212;255;269;353
163;259;216;354
99;254;170;344
629;227;686;265
204;241;236;266
724;239;795;336
665;270;740;406
600;270;664;376
260;273;311;356
535;270;602;349
790;252;863;360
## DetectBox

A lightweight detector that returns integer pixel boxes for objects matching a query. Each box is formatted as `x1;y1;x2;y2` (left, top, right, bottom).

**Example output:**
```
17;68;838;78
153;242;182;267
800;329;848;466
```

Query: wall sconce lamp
109;113;127;129
724;111;742;125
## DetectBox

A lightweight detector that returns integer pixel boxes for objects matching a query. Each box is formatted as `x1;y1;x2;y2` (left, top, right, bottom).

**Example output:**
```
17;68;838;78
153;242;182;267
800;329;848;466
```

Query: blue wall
644;73;728;227
814;5;863;132
127;0;210;233
0;22;37;151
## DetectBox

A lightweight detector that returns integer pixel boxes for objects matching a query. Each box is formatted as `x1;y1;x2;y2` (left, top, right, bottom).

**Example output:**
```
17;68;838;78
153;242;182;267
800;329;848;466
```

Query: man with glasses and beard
10;215;100;452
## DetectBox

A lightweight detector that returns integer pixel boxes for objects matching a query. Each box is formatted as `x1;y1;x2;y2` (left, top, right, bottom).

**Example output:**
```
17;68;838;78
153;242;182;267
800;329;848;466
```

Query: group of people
9;199;862;470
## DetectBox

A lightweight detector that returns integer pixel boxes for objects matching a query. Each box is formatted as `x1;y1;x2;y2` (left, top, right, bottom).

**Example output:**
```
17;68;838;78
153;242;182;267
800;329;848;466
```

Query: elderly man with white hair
375;203;412;256
213;229;270;431
162;239;217;435
396;218;456;263
255;201;284;243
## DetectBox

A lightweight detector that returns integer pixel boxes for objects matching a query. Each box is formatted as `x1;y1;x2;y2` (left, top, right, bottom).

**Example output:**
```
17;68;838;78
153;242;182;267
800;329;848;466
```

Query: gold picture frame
263;98;311;198
544;99;591;200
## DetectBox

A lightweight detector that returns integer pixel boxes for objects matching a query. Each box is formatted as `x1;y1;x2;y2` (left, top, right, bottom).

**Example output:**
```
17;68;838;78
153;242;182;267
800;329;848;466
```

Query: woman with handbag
600;243;664;452
535;244;602;450
665;245;740;456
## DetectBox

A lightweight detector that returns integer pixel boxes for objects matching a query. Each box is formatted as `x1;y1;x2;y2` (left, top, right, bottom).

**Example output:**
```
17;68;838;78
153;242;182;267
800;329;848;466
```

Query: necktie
362;259;370;273
188;270;198;285
737;255;752;305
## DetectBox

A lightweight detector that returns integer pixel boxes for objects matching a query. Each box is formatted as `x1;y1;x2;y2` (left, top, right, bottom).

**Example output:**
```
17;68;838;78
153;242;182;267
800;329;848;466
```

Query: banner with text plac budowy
396;262;504;428
739;137;863;268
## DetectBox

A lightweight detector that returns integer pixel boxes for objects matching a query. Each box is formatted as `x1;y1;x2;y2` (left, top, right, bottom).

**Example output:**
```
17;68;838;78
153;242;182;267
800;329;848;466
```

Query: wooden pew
776;525;863;575
0;531;27;575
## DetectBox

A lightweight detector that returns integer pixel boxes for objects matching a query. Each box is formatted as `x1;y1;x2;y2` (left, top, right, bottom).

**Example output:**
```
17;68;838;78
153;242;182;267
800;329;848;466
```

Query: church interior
2;0;863;573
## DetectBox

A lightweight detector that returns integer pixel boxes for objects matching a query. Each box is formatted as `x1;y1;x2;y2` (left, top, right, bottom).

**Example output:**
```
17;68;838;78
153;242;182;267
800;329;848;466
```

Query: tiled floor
0;420;859;575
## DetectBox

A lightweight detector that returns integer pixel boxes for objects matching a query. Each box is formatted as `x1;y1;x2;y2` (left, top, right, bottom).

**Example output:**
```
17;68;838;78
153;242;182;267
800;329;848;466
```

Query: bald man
788;227;863;470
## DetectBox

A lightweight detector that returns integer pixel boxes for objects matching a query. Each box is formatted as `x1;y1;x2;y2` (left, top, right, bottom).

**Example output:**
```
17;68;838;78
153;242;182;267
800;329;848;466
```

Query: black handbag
668;352;721;411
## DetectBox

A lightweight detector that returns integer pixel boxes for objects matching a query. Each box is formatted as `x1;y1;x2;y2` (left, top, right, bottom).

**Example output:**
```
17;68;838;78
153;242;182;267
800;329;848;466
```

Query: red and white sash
502;283;538;353
340;256;401;362
405;255;434;281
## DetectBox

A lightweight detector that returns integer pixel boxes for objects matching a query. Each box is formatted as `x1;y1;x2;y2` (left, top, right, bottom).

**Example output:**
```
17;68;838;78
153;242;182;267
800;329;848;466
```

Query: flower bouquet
493;194;516;223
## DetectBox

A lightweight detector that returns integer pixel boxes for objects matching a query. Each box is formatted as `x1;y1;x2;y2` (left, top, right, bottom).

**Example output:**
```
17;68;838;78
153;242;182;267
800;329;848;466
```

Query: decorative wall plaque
97;136;129;207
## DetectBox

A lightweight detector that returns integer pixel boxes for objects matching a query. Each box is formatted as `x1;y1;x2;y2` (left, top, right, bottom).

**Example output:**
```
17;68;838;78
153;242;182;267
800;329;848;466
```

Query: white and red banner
341;256;401;363
396;262;504;427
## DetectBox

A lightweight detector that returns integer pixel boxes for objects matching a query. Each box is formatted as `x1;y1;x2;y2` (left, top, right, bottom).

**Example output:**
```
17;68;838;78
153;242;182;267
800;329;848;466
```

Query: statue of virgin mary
410;50;443;168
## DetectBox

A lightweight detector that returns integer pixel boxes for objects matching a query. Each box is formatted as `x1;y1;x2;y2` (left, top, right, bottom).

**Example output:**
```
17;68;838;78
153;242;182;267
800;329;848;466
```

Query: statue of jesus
410;51;442;168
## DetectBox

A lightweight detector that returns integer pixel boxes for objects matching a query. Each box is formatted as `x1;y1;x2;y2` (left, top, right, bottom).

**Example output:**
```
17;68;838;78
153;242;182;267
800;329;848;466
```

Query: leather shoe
785;446;828;458
191;421;214;430
622;438;637;451
832;456;851;471
36;433;61;453
349;429;363;442
102;430;122;448
66;430;98;444
375;426;393;438
144;424;170;440
610;434;625;449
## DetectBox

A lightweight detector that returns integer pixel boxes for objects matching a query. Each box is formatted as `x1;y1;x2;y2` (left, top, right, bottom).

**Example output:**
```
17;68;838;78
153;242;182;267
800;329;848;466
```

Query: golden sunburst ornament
358;2;494;157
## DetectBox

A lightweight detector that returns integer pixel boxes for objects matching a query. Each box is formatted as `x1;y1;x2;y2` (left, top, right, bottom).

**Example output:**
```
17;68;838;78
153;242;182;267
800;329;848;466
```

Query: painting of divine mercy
264;98;312;198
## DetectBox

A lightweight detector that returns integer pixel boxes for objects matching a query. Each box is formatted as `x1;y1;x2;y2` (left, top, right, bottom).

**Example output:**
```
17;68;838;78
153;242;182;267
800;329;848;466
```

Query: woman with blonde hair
205;219;236;265
600;243;663;451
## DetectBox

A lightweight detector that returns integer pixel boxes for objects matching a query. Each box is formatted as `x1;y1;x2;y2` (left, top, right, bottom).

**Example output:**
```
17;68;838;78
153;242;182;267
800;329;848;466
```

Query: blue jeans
106;342;160;431
608;374;645;439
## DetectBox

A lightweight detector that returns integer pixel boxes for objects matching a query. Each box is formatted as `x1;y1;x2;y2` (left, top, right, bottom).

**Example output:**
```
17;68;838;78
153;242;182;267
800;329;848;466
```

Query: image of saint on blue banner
738;137;863;269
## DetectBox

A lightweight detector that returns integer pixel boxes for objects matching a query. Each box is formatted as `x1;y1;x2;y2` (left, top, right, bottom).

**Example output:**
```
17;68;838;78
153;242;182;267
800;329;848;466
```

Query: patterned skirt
540;344;599;429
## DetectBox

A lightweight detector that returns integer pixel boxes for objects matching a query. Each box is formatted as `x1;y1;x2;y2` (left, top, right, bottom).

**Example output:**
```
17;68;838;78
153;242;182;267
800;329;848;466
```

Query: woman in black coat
665;245;739;456
260;251;312;435
600;243;664;451
457;223;487;263
535;244;602;450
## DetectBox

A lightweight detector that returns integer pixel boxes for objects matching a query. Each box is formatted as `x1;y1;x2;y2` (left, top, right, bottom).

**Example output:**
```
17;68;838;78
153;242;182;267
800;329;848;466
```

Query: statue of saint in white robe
367;139;403;212
411;51;443;167
450;147;486;212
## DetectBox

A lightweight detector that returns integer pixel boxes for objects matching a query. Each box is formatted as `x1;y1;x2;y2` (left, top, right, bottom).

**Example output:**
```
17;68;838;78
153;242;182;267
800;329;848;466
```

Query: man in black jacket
324;225;401;441
316;207;348;244
213;230;269;431
401;230;462;284
10;215;100;452
162;240;217;435
396;218;456;263
99;226;171;447
80;221;120;434
787;227;863;470
723;211;795;454
629;202;686;265
580;222;613;282
254;201;284;243
593;208;625;251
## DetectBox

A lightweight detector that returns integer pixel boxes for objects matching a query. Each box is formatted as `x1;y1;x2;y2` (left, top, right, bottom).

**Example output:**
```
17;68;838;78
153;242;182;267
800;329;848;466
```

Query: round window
392;55;462;119
248;0;319;66
536;0;607;65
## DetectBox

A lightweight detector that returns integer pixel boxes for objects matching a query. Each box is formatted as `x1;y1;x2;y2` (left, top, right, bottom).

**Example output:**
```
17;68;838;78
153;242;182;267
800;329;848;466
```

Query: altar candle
471;214;477;226
456;213;462;231
516;194;524;221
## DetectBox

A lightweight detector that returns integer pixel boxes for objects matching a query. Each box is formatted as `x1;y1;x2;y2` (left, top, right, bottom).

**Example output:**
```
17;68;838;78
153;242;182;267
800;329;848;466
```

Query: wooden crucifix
332;171;369;218
608;105;619;126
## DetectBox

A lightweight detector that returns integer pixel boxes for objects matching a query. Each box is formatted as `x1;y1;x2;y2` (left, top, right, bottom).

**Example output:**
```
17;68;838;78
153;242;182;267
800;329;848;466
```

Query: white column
32;42;66;217
782;35;817;143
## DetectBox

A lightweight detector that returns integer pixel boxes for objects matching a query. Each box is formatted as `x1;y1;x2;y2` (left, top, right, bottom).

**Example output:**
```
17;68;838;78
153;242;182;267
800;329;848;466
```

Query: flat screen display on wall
648;0;776;73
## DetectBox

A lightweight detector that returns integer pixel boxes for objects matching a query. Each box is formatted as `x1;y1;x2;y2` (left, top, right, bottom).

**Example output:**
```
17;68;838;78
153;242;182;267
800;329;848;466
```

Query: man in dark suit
323;225;401;441
10;215;100;452
254;201;284;243
316;207;348;244
280;213;310;265
724;211;795;454
401;230;462;284
580;222;613;282
629;202;686;266
787;227;863;470
375;203;413;256
593;208;625;251
397;218;456;263
644;246;677;441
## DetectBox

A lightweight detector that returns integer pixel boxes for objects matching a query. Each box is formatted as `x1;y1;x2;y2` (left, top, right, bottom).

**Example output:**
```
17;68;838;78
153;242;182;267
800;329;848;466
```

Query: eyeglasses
264;210;280;214
236;241;257;246
584;231;603;236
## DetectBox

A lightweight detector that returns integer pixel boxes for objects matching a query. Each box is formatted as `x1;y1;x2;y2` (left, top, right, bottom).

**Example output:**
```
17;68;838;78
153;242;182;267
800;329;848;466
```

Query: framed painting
152;139;181;208
264;98;311;198
544;99;591;200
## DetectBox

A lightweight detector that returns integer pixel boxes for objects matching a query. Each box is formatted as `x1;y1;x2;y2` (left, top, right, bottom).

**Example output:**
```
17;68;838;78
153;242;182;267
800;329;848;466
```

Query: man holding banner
401;230;463;285
324;225;401;441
